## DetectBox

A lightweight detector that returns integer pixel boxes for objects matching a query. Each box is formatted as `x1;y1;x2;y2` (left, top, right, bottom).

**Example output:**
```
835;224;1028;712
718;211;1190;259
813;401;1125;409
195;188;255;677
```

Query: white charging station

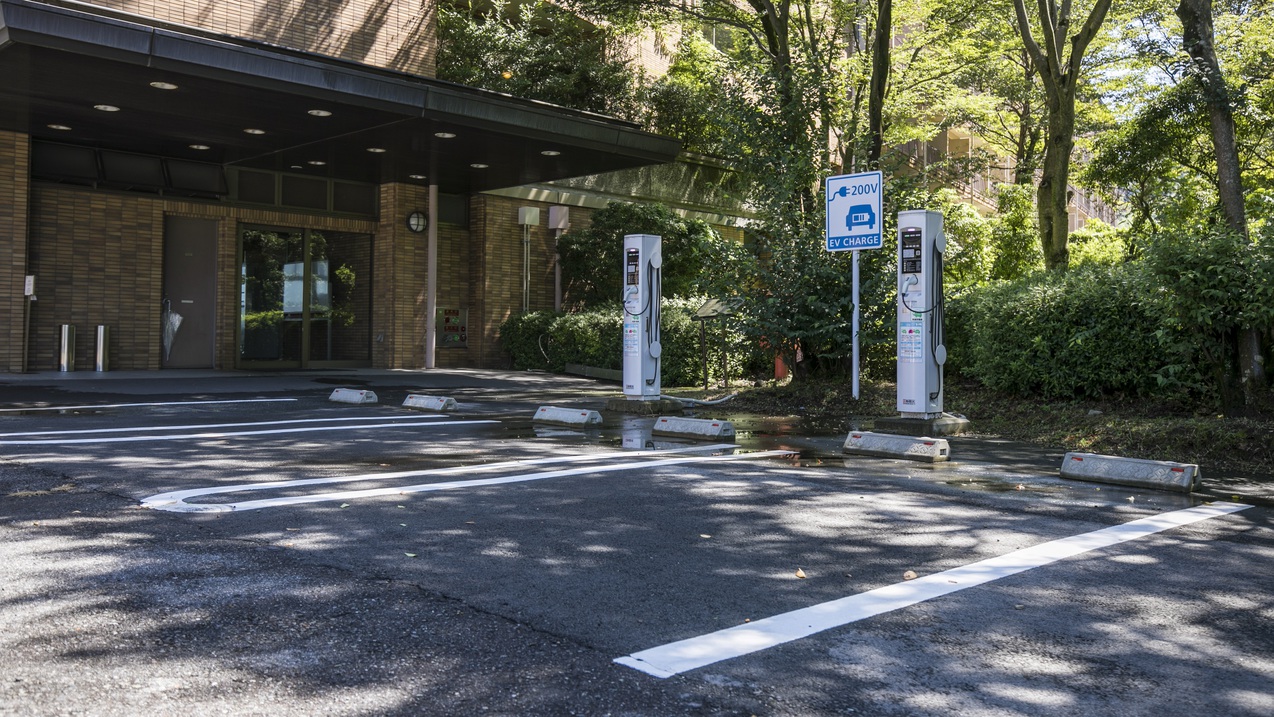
622;234;662;400
896;210;946;418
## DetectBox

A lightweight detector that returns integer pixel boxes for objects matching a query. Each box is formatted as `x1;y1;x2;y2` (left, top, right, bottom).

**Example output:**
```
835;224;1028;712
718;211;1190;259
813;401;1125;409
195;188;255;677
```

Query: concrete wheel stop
873;413;971;437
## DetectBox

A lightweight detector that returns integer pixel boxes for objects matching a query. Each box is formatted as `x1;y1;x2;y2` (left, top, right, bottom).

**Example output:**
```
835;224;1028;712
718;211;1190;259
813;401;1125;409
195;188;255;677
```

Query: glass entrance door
238;226;372;368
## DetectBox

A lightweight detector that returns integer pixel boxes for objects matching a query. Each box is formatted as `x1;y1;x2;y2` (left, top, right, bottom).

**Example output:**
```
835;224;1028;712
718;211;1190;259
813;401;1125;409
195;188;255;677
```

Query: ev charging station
896;210;946;418
622;233;662;400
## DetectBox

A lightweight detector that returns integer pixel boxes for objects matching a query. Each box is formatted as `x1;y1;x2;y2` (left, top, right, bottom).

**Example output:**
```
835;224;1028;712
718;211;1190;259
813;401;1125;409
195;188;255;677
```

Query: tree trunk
1177;0;1265;412
1177;0;1247;239
868;0;891;168
1011;0;1112;272
1037;103;1073;270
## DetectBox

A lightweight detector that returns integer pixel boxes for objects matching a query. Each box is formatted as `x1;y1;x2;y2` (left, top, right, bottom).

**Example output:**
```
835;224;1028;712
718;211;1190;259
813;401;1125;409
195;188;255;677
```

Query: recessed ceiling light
366;147;387;153
408;174;427;180
149;81;179;90
540;150;561;156
307;109;332;117
307;160;327;166
188;144;211;150
470;163;488;169
243;128;266;135
434;132;456;139
93;104;120;112
47;124;72;131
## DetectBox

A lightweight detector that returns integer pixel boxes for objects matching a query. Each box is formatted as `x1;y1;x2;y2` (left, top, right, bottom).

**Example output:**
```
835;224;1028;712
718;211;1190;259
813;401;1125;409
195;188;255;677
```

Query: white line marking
0;414;446;438
615;501;1255;678
0;398;299;413
142;447;790;512
0;419;497;446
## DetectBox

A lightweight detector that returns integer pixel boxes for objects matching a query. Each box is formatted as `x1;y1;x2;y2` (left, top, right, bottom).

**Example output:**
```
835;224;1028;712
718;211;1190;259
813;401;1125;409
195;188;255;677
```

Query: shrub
949;263;1175;398
499;298;767;387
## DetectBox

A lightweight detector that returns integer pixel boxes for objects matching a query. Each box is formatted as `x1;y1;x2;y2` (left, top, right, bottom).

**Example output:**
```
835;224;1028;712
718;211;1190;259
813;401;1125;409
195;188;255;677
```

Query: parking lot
1;370;1272;716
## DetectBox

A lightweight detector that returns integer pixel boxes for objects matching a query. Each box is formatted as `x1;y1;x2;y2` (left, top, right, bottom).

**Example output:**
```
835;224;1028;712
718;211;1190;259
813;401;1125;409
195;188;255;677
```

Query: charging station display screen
626;248;640;285
900;228;922;274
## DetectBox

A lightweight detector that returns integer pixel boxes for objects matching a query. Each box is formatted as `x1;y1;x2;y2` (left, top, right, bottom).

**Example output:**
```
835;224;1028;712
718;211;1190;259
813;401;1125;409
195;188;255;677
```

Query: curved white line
143;447;790;512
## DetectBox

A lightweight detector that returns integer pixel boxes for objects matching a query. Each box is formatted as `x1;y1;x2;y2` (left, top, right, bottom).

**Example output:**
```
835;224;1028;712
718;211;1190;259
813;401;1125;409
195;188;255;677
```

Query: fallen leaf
795;568;807;579
903;570;918;580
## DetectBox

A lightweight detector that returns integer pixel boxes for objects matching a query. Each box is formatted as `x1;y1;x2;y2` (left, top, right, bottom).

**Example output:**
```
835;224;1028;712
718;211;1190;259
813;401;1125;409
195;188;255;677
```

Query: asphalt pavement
1;369;1270;716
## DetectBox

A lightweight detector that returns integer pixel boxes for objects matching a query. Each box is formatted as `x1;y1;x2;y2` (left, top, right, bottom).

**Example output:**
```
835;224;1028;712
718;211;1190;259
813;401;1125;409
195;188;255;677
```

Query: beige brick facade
66;0;437;75
0;131;31;373
26;185;388;371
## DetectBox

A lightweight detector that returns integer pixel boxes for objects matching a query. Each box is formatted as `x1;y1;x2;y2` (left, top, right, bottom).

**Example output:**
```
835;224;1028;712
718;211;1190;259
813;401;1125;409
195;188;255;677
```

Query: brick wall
28;185;377;371
70;0;438;76
374;183;472;369
469;195;562;368
27;189;165;371
0;131;31;372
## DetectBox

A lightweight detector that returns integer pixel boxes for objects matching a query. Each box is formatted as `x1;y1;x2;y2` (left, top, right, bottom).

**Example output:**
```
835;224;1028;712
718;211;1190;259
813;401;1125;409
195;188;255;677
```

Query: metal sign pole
852;249;860;400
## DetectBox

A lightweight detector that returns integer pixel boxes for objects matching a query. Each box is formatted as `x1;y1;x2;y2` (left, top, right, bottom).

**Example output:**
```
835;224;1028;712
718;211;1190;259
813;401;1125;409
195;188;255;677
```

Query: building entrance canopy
0;0;681;193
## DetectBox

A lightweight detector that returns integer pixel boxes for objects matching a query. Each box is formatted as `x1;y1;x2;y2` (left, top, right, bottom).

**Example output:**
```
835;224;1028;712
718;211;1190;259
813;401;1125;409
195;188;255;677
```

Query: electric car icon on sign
847;204;876;230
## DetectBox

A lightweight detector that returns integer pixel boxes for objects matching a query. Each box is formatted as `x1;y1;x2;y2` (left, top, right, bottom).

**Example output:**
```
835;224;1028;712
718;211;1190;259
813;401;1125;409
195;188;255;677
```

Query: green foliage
933;189;993;288
499;299;765;386
989;184;1043;280
557;202;736;308
641;34;731;156
437;0;638;117
1145;226;1274;400
1067;219;1126;268
949;263;1173;398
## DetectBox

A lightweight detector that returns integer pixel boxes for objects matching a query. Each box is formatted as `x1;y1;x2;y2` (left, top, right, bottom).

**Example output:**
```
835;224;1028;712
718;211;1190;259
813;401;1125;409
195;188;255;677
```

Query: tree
556;202;735;308
436;0;639;117
1177;0;1247;237
1011;0;1114;270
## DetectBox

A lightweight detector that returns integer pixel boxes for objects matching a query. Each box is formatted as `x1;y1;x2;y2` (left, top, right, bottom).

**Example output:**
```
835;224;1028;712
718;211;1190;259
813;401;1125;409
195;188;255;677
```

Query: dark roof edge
0;0;681;160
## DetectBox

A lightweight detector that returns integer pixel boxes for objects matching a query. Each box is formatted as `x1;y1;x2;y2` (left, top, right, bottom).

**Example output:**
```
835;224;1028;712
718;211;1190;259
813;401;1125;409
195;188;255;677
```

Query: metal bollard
59;324;75;372
95;325;109;372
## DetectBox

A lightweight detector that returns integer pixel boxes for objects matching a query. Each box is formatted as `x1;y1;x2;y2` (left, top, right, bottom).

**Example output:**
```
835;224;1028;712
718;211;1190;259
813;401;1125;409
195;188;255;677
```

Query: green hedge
947;263;1176;398
500;298;767;387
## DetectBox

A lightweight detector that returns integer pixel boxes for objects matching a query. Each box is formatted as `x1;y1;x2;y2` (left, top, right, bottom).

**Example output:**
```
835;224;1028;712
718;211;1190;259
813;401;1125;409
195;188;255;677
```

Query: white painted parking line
0;414;447;438
0;419;498;446
142;446;790;513
0;398;298;412
616;501;1254;678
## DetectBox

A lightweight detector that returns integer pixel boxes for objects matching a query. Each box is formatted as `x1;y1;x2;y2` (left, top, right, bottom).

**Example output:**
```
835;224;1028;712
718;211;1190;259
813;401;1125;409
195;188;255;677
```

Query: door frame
235;223;371;370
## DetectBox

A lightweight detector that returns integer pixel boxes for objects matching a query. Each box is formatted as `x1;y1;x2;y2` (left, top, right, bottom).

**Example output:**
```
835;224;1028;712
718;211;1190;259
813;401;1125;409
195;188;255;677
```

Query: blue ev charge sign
825;171;884;251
